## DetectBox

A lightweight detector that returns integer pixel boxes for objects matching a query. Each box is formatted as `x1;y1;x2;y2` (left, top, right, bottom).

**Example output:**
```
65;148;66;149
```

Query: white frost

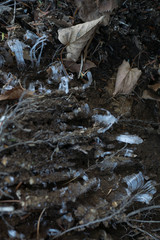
48;229;61;236
0;206;14;212
116;134;143;144
8;230;25;239
30;34;47;67
24;30;38;44
93;110;117;133
59;76;69;94
82;71;93;89
8;39;25;70
123;172;156;204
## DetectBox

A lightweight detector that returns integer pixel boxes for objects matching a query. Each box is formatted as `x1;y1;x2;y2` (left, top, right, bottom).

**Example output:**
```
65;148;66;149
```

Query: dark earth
0;0;160;239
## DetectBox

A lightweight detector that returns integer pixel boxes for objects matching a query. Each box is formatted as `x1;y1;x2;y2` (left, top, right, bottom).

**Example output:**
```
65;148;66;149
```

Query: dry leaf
0;86;33;101
75;0;118;24
113;60;142;96
99;0;118;13
142;89;160;101
63;59;96;73
148;83;160;92
58;16;104;62
142;83;160;101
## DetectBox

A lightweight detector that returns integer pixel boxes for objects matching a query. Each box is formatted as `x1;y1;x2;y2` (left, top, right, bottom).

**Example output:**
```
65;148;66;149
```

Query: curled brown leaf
63;59;96;73
0;86;33;101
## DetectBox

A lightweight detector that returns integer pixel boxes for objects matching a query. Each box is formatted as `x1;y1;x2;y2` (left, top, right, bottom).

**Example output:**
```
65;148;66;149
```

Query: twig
78;54;84;79
126;205;160;218
11;0;16;25
83;30;96;61
51;194;138;239
126;221;159;240
37;208;46;240
128;219;160;224
0;140;50;153
0;0;12;6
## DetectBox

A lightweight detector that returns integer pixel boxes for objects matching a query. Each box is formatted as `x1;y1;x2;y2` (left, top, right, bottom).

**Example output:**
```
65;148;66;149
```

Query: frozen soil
0;0;160;239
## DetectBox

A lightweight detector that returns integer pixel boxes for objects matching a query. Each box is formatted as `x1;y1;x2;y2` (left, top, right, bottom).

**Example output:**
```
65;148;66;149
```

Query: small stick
37;208;46;240
78;54;84;79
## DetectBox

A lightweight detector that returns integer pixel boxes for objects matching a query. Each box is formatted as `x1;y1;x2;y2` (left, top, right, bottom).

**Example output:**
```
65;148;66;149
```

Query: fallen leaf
75;0;118;24
141;83;160;101
0;86;33;101
142;89;160;101
63;59;96;73
58;16;104;62
113;60;142;96
148;83;160;92
99;0;118;13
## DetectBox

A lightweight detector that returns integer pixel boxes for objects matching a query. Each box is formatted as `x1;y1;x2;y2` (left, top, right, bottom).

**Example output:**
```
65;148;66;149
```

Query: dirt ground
0;0;160;239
